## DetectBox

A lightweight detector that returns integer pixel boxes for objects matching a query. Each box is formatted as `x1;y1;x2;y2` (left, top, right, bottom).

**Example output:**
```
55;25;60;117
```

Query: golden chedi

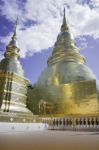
0;19;33;122
28;9;99;115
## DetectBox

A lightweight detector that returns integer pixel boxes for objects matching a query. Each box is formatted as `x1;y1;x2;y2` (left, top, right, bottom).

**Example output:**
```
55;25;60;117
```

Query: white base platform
0;123;48;133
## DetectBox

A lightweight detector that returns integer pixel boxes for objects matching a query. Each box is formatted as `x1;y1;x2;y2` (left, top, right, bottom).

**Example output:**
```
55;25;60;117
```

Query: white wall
0;123;48;133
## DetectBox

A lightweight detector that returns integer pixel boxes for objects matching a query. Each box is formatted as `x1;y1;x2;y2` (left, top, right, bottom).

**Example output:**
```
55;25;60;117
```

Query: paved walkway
0;130;99;150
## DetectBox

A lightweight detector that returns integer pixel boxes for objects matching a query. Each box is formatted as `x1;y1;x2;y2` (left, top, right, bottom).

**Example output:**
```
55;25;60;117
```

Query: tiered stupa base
0;111;34;123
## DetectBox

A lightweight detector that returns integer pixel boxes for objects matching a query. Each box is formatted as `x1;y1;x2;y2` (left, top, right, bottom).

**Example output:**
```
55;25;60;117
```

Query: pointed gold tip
64;8;65;15
15;16;19;30
11;16;19;41
63;7;66;22
61;7;68;32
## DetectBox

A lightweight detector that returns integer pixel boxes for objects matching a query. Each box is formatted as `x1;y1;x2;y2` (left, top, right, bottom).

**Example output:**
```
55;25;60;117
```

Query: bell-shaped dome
37;61;96;86
37;9;96;86
0;57;24;76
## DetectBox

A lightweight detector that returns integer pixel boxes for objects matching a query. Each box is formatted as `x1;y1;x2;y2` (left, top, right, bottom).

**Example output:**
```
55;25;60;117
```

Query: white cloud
77;36;88;50
90;0;99;8
0;0;24;22
0;0;99;58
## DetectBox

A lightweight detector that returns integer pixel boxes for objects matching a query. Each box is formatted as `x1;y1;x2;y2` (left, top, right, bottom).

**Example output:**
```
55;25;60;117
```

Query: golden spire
47;8;85;66
8;16;19;47
12;16;18;41
61;8;68;32
5;17;20;58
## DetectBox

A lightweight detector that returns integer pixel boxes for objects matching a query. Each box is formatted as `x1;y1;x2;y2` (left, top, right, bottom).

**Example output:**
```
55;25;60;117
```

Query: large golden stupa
27;9;99;115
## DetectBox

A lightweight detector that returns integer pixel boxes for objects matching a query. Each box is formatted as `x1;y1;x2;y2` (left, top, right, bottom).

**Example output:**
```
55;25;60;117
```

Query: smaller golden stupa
0;18;33;122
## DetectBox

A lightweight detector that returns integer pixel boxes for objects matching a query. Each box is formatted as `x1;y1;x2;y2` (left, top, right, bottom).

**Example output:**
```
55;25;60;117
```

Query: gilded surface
32;10;99;116
0;71;30;113
47;9;85;66
28;80;98;115
0;19;33;121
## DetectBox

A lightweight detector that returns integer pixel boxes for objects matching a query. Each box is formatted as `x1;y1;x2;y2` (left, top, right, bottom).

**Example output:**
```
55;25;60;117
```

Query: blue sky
0;0;99;84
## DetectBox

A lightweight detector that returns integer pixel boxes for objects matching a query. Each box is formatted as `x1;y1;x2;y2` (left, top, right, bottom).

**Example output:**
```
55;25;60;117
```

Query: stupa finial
12;16;19;40
61;8;68;32
63;7;66;20
4;16;20;59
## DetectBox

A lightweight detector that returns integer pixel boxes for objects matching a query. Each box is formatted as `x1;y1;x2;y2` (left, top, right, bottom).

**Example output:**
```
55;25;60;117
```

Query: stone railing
41;116;99;131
